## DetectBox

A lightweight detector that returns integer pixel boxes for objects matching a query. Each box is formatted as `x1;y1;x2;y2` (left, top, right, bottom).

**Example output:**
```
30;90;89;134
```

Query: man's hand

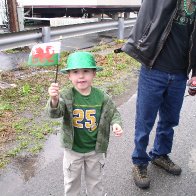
188;77;196;96
112;123;123;137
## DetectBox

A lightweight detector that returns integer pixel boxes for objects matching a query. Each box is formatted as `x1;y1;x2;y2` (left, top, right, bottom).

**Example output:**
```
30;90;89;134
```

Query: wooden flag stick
54;64;59;83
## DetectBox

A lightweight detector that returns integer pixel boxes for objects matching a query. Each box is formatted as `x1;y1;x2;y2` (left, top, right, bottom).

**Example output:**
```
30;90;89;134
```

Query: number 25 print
73;109;97;130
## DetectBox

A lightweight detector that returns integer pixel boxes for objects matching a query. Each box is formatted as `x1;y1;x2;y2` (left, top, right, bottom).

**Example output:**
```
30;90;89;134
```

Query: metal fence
0;17;136;51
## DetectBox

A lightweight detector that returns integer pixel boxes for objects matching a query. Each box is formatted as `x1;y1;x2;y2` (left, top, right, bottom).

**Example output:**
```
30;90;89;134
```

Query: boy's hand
48;83;59;107
112;123;123;137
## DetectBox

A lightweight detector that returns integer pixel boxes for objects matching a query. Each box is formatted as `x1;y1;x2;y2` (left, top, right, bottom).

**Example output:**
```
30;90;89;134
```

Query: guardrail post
17;6;24;31
118;17;124;40
42;27;51;43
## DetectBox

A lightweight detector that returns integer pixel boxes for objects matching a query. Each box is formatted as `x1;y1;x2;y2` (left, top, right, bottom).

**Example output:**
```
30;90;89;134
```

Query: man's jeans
132;65;187;165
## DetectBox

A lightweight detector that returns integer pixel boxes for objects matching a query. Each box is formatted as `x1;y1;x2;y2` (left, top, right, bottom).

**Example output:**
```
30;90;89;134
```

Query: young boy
46;51;123;196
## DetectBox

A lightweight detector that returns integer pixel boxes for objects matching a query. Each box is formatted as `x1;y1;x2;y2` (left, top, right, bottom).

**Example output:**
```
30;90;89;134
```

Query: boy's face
68;68;96;94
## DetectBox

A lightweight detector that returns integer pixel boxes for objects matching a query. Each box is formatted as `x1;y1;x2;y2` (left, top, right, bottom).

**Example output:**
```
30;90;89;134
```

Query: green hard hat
60;51;103;74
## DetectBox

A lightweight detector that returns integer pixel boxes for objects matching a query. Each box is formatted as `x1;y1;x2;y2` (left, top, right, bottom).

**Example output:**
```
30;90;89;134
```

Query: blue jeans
132;65;187;165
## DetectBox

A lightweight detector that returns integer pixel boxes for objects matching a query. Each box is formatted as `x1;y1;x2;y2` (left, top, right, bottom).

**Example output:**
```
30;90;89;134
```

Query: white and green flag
28;42;61;66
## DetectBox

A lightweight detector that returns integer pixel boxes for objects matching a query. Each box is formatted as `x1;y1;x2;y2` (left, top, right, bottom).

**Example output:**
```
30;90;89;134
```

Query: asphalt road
0;87;196;196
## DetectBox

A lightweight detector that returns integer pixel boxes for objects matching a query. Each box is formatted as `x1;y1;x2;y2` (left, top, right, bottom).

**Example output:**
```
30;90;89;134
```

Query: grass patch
4;46;30;54
89;43;111;52
0;102;13;110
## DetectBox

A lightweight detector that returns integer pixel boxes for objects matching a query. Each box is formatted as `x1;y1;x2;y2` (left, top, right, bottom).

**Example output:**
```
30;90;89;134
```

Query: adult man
121;0;196;189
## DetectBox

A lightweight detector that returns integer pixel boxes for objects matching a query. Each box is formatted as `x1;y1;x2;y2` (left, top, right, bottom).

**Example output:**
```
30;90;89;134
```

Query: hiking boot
132;164;150;189
151;155;182;175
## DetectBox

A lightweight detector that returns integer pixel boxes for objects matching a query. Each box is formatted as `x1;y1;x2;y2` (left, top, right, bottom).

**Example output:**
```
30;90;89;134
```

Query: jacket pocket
143;22;153;37
137;22;153;49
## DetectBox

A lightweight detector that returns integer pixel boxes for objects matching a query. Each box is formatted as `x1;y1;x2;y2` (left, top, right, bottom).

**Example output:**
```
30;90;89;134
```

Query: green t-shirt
72;87;104;153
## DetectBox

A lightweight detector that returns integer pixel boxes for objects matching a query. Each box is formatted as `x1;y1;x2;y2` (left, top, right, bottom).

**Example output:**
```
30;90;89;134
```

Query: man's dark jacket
122;0;196;77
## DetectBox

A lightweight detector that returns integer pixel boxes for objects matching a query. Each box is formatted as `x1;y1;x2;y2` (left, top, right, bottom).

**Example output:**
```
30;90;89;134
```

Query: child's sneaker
151;155;181;175
132;164;150;189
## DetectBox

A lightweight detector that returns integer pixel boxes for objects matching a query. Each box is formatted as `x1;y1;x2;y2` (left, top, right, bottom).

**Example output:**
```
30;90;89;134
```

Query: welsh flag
28;42;61;66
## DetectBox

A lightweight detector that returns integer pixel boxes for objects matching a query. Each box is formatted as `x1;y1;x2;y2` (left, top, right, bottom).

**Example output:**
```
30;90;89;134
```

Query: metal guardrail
0;18;136;51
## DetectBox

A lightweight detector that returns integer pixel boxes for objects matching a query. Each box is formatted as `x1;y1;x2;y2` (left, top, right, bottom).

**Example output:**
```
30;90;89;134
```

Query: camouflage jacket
46;87;122;153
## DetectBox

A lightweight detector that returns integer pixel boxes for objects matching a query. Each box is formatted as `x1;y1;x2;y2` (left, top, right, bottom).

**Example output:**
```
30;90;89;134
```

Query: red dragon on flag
32;45;55;64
